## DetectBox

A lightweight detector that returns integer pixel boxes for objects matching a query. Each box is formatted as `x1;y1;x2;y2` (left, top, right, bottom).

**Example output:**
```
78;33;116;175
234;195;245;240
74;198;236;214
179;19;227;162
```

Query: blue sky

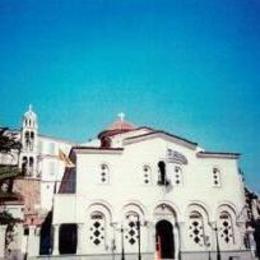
0;0;259;192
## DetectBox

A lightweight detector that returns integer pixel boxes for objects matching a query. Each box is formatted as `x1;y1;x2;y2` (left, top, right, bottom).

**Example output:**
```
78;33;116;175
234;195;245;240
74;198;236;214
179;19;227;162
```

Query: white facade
52;120;251;260
37;135;73;212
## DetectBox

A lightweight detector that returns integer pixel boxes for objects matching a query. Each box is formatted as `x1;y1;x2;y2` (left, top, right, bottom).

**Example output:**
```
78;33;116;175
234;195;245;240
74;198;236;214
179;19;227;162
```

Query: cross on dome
99;113;135;135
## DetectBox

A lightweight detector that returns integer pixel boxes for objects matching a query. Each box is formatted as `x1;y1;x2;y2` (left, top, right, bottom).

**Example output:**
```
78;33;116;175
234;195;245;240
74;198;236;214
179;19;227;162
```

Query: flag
58;149;75;168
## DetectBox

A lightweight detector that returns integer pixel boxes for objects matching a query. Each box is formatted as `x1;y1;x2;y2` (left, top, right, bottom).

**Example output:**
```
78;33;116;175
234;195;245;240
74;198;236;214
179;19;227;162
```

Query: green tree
0;127;21;154
0;127;22;196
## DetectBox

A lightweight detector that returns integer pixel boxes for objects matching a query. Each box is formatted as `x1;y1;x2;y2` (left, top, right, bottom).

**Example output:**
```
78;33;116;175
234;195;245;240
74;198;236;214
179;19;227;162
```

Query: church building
52;114;252;260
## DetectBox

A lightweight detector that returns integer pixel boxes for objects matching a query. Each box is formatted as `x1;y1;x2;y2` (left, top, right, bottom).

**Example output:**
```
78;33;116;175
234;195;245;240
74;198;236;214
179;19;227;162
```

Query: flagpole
121;225;125;260
137;215;141;260
214;226;221;260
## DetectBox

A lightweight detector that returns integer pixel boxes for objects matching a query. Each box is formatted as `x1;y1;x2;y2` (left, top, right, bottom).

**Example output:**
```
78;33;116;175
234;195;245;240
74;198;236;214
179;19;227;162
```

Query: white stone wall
53;133;247;256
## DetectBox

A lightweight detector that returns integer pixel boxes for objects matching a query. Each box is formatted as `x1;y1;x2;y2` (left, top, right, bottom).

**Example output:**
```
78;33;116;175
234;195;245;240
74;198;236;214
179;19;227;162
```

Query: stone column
0;225;7;258
77;223;84;255
27;225;34;257
146;221;155;253
177;221;186;252
237;221;246;249
110;222;118;256
174;222;181;260
27;225;40;257
52;224;60;255
247;226;256;255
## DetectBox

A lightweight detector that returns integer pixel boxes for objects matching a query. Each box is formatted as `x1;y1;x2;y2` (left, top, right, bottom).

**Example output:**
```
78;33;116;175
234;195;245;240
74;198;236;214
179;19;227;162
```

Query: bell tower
20;105;38;177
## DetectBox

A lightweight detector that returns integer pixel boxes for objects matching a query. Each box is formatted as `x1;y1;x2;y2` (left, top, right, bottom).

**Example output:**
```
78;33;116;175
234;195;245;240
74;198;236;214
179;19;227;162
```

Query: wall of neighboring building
38;136;73;212
13;178;41;225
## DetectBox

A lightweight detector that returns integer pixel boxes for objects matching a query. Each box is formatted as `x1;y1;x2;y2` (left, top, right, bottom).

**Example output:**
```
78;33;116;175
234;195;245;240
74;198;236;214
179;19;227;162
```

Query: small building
17;105;75;217
0;106;76;259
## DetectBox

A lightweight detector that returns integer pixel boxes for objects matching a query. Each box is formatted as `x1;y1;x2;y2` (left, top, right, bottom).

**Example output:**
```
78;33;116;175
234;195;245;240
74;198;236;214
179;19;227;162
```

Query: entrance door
59;224;77;254
156;220;175;259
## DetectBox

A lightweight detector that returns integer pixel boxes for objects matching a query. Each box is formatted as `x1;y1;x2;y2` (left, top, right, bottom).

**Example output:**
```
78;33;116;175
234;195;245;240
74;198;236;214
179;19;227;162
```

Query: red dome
98;116;136;139
107;119;136;131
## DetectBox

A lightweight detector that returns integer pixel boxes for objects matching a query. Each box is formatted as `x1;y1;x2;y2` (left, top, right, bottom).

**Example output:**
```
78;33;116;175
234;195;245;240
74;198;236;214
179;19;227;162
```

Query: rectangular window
49;161;56;176
24;228;29;236
38;140;43;153
49;142;56;155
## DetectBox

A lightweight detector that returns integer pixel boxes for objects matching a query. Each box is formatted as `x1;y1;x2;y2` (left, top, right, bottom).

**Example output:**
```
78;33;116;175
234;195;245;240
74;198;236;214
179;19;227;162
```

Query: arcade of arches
46;202;241;259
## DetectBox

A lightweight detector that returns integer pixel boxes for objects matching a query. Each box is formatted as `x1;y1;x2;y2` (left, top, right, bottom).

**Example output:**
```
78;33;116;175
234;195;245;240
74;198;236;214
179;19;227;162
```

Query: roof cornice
196;151;240;159
73;146;124;155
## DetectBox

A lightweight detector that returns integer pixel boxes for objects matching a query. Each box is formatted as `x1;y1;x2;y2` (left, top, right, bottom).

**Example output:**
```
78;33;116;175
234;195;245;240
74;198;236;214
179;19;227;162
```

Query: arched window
125;212;139;246
38;140;43;153
99;164;110;184
30;132;35;151
188;211;205;247
143;165;152;185
212;167;221;187
29;157;34;176
22;156;28;175
219;211;234;244
158;161;166;185
49;142;56;155
89;212;106;247
24;131;30;149
49;161;56;176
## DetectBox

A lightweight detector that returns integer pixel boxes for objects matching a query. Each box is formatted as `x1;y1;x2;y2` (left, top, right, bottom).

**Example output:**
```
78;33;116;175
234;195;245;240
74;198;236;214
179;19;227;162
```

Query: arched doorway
156;220;175;259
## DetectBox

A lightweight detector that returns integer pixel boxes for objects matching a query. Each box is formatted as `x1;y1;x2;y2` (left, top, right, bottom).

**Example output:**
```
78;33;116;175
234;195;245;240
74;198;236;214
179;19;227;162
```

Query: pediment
123;130;197;150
